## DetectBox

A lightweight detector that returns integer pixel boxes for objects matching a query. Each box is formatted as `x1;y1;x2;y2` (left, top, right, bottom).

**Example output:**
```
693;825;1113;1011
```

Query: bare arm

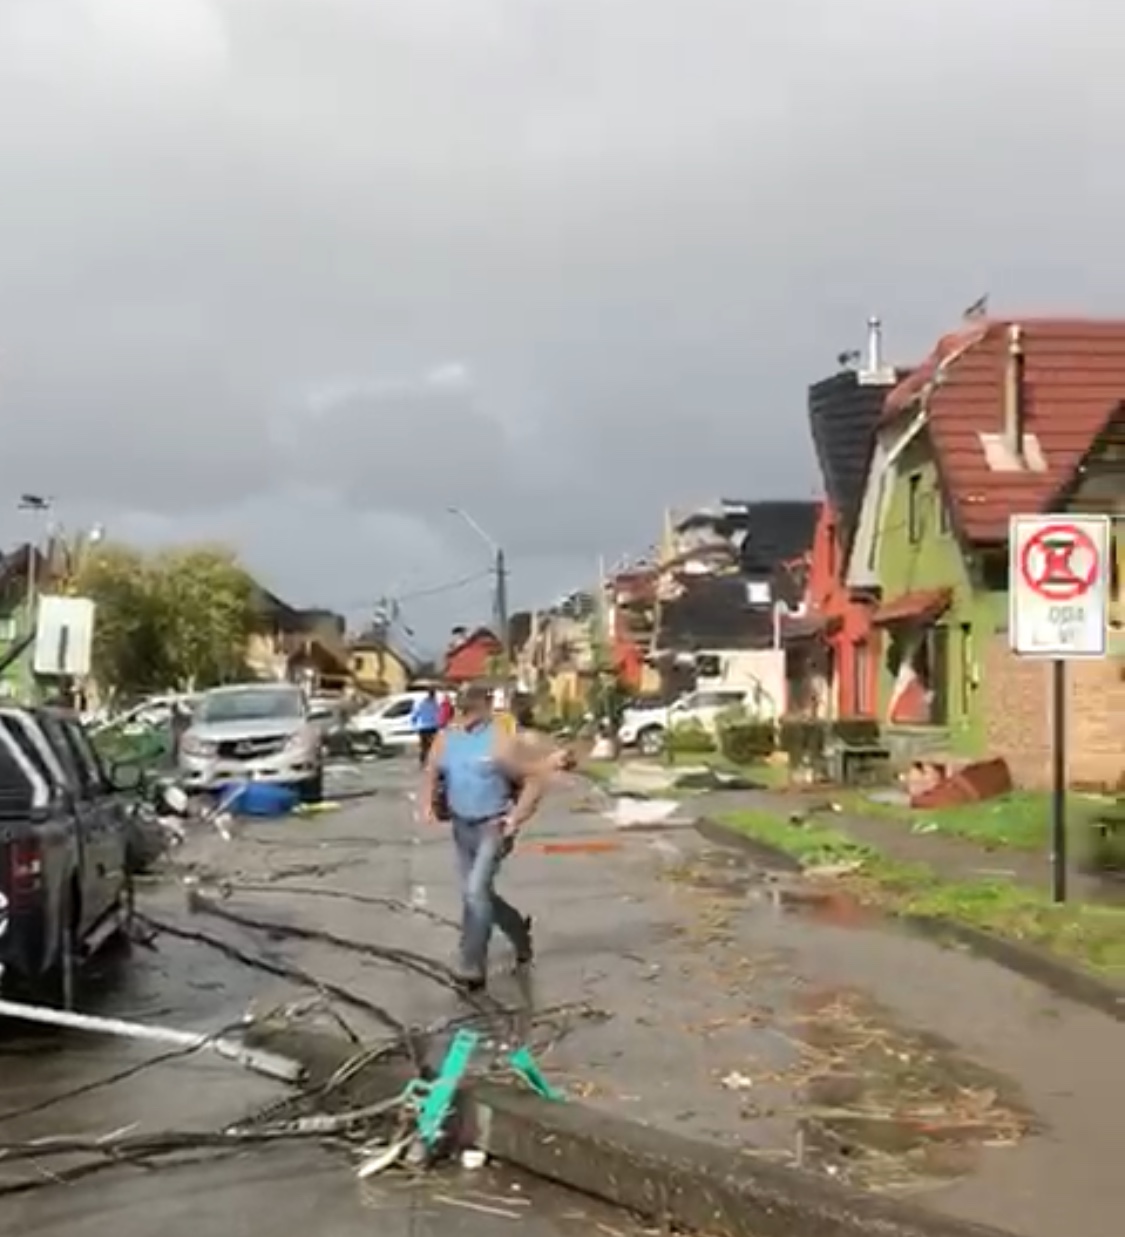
495;733;571;831
497;732;574;781
420;731;447;823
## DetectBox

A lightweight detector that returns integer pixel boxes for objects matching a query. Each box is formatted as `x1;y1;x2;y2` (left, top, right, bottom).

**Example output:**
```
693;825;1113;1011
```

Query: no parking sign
1008;515;1111;658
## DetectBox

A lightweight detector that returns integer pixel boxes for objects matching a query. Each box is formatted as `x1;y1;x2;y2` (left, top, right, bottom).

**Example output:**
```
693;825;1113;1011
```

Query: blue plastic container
223;781;299;818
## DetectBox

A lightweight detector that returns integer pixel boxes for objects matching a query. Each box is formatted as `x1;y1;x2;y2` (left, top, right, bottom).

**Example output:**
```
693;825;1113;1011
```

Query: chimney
1004;322;1024;463
858;316;895;385
866;316;883;371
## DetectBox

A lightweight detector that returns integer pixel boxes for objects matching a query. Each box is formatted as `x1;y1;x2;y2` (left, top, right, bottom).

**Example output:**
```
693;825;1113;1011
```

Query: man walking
410;687;441;766
422;683;568;991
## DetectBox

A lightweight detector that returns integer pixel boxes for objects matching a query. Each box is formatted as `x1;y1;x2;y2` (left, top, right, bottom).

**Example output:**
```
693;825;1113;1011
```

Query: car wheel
299;770;324;804
638;726;665;757
112;868;137;944
40;890;79;1011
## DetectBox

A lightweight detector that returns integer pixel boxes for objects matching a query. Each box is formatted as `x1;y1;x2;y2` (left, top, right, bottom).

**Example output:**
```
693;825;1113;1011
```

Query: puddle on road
657;845;1035;1195
788;988;1033;1191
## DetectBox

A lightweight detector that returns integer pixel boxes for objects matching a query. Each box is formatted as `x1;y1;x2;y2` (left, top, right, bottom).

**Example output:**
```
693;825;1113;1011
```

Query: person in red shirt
437;691;454;729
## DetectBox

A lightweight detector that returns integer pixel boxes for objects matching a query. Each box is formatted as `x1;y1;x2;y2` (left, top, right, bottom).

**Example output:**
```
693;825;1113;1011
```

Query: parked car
0;705;135;1007
97;693;198;737
346;691;429;754
617;687;754;756
177;683;324;801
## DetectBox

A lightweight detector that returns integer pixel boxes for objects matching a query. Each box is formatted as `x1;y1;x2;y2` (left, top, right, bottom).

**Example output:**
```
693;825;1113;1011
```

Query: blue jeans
452;817;530;979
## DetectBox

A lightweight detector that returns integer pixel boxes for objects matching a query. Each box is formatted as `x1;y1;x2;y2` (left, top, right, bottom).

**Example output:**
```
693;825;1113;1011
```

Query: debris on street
0;999;302;1083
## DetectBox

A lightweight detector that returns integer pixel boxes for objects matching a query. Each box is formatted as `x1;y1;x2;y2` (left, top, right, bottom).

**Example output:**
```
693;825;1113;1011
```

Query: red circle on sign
1019;523;1099;601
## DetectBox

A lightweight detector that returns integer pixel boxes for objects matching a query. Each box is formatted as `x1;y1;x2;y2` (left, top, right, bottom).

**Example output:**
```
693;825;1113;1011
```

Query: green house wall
872;433;1001;756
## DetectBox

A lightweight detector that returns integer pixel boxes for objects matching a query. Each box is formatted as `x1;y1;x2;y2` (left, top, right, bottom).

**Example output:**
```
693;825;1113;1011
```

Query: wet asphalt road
0;758;654;1237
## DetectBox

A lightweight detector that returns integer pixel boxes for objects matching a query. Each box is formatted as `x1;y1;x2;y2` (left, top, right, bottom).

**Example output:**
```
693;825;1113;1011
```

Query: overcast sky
0;0;1117;646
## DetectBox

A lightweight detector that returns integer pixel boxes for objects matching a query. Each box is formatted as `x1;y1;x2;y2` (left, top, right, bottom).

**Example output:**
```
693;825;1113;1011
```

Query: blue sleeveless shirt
437;722;512;822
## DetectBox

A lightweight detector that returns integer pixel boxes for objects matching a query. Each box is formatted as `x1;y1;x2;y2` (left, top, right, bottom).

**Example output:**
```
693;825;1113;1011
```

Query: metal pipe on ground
0;998;302;1083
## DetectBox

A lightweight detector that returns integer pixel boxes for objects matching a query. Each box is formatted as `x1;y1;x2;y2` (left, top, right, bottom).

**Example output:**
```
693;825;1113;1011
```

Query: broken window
907;474;922;544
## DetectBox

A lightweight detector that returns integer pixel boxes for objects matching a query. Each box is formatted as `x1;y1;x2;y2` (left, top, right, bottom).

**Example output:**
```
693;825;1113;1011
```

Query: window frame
907;473;923;544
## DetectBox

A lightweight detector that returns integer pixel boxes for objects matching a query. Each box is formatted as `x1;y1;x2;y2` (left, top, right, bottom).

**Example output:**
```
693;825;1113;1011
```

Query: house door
927;626;949;726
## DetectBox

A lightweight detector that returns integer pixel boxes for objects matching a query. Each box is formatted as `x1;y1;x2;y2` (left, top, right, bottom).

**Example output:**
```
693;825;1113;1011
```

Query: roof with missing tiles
884;319;1125;542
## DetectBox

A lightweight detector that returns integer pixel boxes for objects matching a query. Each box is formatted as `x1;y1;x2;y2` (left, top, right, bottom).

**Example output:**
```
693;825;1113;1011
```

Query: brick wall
983;633;1125;790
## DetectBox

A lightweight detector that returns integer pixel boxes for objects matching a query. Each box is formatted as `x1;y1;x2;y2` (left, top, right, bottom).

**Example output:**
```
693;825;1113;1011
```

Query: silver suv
178;684;324;801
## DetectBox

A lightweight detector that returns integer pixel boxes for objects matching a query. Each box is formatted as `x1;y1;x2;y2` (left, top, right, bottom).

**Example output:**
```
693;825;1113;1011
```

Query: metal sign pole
1050;658;1067;903
1009;513;1111;908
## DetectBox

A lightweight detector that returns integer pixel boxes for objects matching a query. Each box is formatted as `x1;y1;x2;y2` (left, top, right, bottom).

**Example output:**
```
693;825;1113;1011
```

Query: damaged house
784;318;905;718
648;501;819;715
845;316;1125;787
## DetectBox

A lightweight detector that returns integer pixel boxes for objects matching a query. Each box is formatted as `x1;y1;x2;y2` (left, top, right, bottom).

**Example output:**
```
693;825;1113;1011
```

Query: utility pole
494;546;510;666
18;494;53;705
448;506;510;670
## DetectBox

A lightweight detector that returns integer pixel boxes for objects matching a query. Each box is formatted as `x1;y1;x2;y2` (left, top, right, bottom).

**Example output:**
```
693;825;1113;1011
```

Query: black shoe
455;973;487;994
515;916;534;968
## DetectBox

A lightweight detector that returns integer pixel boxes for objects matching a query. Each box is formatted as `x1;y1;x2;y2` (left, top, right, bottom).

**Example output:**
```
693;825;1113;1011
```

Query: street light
447;506;509;665
17;495;53;704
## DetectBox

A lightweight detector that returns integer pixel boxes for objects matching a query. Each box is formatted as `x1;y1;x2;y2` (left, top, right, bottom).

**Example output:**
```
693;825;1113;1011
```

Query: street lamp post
17;495;53;703
447;507;509;666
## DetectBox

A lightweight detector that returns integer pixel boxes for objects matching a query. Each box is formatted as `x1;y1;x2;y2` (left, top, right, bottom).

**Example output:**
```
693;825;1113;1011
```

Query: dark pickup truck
0;705;134;1008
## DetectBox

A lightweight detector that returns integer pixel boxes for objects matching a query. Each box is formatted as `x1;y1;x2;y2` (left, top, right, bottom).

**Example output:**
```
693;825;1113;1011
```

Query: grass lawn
837;788;1107;852
718;807;1125;979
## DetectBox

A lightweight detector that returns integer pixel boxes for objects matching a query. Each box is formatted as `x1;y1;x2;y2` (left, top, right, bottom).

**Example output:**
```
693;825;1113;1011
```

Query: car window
55;721;107;798
0;732;36;818
0;716;57;787
197;687;305;724
692;690;742;709
382;699;414;719
64;722;111;793
35;713;85;791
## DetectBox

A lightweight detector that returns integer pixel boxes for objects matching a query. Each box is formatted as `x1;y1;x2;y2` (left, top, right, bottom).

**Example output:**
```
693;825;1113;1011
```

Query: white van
346;691;429;753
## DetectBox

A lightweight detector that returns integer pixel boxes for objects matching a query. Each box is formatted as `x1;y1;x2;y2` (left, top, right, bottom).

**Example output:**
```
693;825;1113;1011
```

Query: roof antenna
962;293;989;320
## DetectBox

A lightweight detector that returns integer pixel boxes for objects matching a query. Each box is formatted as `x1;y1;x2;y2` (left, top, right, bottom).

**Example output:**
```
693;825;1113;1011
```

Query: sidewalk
153;768;1125;1237
701;785;1121;906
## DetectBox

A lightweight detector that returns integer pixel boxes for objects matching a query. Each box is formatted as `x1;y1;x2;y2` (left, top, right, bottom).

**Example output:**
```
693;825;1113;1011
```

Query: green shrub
780;719;828;764
667;720;716;754
718;720;776;765
1087;799;1125;874
833;718;881;747
780;718;883;766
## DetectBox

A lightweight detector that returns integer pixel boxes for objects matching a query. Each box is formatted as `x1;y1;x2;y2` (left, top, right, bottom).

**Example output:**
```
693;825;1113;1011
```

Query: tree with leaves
148;545;257;690
71;544;165;700
73;541;258;697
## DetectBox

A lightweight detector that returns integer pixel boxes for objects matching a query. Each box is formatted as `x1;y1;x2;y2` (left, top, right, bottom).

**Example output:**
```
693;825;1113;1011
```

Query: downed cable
186;892;504;1015
211;880;458;930
135;911;416;1054
0;1095;411;1198
0;1013;278;1126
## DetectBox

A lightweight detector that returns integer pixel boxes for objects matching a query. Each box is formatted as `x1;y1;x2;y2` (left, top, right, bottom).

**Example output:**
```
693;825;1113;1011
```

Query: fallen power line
136;911;418;1054
211;880;459;930
185;890;475;996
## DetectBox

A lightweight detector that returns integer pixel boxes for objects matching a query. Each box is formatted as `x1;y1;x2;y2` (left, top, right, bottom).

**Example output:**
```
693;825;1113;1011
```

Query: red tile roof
883;319;1125;542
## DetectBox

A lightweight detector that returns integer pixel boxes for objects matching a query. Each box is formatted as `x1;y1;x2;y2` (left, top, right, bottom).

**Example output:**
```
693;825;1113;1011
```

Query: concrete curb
247;1025;1021;1237
695;816;1125;1024
467;1082;1021;1237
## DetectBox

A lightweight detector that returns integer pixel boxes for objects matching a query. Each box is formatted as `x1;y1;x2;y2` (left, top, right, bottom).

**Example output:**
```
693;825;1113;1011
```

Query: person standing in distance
410;687;441;767
421;682;570;991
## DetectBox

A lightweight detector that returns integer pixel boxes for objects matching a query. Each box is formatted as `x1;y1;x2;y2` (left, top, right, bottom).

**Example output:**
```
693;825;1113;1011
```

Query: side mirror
110;761;144;793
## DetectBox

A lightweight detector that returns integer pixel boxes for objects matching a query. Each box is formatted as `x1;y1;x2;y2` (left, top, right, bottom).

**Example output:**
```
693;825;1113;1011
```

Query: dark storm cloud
0;0;1118;633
